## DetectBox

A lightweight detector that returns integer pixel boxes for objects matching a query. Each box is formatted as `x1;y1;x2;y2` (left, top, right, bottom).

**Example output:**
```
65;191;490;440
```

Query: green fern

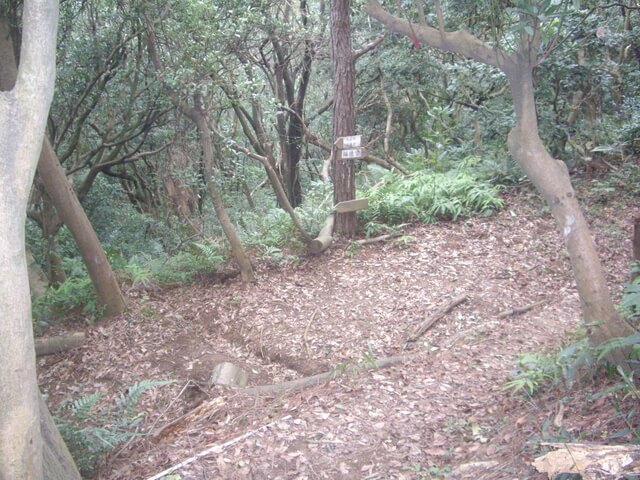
189;241;224;266
56;379;172;476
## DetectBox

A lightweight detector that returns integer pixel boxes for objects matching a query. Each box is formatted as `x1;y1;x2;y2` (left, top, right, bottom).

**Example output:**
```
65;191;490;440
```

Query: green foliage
504;339;594;395
506;330;640;396
239;181;332;253
32;275;102;328
56;379;171;476
361;169;503;227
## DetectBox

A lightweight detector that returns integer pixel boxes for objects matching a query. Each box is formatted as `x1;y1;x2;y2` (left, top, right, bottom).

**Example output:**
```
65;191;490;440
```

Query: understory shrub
360;169;503;227
55;379;171;476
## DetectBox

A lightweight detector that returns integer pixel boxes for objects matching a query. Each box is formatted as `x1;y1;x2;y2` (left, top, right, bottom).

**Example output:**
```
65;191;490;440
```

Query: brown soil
38;181;640;480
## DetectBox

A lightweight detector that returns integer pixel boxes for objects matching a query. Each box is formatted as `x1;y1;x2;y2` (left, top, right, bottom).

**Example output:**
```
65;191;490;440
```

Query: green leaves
361;169;504;227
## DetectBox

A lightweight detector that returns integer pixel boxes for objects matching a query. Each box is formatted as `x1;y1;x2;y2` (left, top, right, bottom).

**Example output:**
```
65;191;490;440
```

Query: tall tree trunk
331;0;358;236
364;0;635;367
506;65;634;365
0;12;125;318
0;3;58;478
37;139;126;316
186;95;254;283
39;189;66;285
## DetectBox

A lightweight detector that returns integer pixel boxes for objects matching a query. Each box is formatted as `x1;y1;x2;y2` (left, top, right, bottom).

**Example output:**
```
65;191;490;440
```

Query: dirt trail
38;187;638;479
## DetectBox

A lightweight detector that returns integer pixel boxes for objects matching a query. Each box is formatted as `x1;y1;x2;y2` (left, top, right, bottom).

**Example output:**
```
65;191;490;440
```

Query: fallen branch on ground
146;415;292;480
243;352;422;396
497;299;546;319
303;309;318;357
404;294;468;347
309;214;335;254
35;332;86;357
353;232;402;246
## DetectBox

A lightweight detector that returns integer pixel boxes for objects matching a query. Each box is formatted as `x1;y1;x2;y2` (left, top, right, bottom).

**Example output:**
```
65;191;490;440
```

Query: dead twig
497;299;546;319
353;232;402;246
303;309;318;357
404;294;468;348
146;415;292;480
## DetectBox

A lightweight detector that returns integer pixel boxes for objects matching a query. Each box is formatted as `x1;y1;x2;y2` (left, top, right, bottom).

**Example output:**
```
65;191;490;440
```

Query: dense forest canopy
0;0;639;478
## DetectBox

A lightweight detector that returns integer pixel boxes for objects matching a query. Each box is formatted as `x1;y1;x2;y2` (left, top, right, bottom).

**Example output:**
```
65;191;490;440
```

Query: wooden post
309;214;335;254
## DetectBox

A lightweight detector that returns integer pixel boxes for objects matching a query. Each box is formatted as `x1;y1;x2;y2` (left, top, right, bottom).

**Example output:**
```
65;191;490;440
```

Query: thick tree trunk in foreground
365;0;635;367
40;395;81;480
0;3;58;478
331;0;358;236
0;11;125;317
38;140;126;316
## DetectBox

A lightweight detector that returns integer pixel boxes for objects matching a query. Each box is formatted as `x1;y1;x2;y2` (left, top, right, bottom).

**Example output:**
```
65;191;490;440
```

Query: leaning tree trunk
364;0;635;369
0;3;58;478
187;96;255;283
38;139;126;316
506;65;635;365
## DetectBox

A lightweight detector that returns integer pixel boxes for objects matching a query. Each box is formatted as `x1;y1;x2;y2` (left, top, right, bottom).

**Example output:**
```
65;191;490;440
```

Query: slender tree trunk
506;64;634;365
331;0;358;236
365;0;636;367
186;95;254;283
0;3;58;478
37;139;126;316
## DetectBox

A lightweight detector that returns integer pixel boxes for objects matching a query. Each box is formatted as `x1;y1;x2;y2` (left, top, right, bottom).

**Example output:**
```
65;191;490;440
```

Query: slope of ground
37;181;640;480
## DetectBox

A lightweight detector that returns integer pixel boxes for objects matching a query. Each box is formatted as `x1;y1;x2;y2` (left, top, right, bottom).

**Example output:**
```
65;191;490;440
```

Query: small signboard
340;148;364;159
334;198;369;213
335;135;362;149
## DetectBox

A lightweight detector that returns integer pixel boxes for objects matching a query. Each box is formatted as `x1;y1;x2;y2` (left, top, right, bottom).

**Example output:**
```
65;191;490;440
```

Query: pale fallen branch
303;309;318;357
533;442;640;480
404;294;468;347
35;332;86;357
497;299;546;319
243;352;422;396
146;415;292;480
152;395;225;440
353;232;402;246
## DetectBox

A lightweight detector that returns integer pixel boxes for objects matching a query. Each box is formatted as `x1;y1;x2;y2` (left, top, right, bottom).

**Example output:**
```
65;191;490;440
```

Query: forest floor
38;173;640;480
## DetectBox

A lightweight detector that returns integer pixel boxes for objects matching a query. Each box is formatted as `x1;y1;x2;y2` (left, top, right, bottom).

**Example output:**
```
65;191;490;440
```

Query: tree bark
40;395;81;480
365;0;635;367
37;139;127;316
331;0;358;236
633;216;640;281
0;3;58;478
185;95;254;283
309;214;335;254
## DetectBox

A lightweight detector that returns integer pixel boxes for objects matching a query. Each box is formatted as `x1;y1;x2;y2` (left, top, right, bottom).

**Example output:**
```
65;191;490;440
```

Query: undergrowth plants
56;379;172;476
360;169;504;227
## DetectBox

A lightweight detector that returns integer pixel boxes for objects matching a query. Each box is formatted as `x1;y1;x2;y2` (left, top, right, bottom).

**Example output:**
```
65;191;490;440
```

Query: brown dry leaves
37;187;639;480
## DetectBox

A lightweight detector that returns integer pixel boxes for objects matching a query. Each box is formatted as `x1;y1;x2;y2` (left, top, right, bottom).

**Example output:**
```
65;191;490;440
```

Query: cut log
35;333;85;357
533;442;640;480
309;214;335;254
210;362;248;387
404;294;468;346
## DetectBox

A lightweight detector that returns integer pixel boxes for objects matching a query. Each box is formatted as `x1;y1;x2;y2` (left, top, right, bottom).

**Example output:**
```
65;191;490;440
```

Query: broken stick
497;299;546;319
404;294;468;347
